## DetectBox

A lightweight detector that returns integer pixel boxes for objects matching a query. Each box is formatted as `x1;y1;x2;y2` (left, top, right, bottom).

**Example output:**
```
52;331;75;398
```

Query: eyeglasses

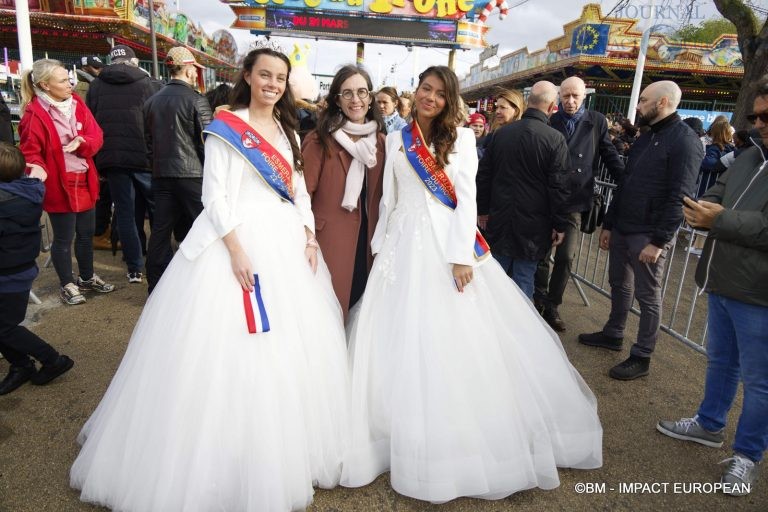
337;88;371;101
746;112;768;124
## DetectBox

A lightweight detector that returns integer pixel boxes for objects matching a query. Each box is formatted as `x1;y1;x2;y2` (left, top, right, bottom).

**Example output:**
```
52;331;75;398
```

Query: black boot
609;355;650;380
543;306;566;332
578;331;623;351
30;355;74;385
0;364;36;395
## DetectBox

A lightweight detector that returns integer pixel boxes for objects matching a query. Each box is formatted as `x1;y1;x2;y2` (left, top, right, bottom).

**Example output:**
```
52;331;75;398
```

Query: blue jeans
696;293;768;462
493;254;537;299
106;169;154;274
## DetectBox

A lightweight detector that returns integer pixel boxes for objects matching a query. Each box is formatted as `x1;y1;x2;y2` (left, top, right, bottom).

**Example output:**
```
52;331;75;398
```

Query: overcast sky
179;0;762;91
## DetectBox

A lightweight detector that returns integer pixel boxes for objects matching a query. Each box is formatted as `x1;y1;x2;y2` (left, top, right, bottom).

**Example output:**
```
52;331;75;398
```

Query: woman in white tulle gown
70;48;349;512
340;66;603;503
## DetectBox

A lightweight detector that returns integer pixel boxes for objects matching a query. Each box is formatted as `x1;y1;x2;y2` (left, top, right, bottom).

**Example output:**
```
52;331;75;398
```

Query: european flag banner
571;24;609;56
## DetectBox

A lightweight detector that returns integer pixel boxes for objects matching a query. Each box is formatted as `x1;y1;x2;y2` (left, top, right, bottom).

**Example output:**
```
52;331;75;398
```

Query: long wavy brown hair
412;66;461;169
314;65;384;158
229;48;303;172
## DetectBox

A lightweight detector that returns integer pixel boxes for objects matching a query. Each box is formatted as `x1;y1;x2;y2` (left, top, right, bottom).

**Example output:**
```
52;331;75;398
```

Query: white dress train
340;128;603;502
71;128;350;512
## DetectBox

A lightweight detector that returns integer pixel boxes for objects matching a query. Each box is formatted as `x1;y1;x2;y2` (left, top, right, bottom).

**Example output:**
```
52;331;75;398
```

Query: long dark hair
413;66;460;169
315;64;384;157
229;49;303;172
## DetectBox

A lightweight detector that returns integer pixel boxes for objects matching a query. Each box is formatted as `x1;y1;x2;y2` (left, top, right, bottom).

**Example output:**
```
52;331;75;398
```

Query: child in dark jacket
0;143;74;395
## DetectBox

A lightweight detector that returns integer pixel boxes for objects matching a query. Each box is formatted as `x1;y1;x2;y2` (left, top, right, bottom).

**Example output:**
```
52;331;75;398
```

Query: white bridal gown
341;131;603;502
71;129;350;512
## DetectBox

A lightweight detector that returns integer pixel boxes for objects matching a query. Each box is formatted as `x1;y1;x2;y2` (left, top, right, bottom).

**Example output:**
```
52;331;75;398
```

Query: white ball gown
341;128;603;502
70;128;350;512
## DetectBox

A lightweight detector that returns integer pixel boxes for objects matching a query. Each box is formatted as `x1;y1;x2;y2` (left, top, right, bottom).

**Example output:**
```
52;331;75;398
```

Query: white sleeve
370;132;400;255
445;129;479;266
293;170;315;233
201;136;242;238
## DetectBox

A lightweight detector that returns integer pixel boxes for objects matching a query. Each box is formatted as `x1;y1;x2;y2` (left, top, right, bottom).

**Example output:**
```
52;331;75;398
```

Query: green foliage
673;17;738;43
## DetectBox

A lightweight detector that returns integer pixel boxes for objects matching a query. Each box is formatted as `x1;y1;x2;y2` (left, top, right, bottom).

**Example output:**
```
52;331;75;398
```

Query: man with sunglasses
657;80;768;496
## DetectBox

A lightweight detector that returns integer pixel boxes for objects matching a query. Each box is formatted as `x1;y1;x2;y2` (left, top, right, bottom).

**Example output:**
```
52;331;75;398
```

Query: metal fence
569;161;709;354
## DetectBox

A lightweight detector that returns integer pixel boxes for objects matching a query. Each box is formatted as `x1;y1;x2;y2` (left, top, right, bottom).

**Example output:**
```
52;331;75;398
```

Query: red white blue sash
401;120;490;261
204;110;294;203
243;274;270;334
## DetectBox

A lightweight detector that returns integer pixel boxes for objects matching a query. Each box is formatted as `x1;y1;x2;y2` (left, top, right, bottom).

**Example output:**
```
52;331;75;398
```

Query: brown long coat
302;131;386;320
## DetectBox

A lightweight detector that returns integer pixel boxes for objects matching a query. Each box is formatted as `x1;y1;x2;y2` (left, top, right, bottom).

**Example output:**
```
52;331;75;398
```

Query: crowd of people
0;40;765;511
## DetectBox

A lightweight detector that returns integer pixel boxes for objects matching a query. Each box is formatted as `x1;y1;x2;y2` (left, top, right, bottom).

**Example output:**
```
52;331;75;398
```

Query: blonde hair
21;59;64;113
709;120;733;150
491;87;524;131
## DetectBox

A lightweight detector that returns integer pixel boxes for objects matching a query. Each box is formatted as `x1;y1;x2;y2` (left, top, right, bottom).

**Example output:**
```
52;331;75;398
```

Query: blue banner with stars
571;24;609;55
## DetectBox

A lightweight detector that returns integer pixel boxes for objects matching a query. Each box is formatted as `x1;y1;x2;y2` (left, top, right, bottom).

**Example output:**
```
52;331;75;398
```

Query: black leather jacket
143;79;212;179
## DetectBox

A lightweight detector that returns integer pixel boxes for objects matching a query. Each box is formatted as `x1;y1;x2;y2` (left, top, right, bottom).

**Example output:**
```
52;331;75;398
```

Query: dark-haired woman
341;66;602;502
302;65;385;320
71;48;349;512
376;86;408;133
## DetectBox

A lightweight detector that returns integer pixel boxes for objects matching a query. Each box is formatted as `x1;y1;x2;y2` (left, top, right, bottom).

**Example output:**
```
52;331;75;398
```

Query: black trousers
533;212;581;308
48;209;95;286
0;291;58;368
146;178;204;293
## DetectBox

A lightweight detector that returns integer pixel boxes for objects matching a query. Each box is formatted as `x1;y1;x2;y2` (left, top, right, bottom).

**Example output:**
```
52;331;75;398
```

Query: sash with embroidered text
204;110;294;203
401;120;490;261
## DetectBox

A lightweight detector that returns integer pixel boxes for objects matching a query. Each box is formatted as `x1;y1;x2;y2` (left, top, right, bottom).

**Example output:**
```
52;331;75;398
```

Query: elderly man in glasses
657;79;768;497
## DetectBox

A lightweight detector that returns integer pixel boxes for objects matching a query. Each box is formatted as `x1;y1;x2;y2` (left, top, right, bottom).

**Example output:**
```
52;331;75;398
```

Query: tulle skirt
71;200;350;512
341;207;603;502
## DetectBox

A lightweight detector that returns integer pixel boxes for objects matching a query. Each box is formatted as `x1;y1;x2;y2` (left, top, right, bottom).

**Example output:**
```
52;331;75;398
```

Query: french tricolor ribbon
401;120;491;261
242;274;270;334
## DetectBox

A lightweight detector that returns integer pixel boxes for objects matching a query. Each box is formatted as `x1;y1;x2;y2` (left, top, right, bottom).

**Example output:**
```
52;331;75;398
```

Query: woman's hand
230;249;254;291
62;136;85;153
452;263;473;293
26;163;48;182
305;246;318;274
305;235;319;274
222;231;253;291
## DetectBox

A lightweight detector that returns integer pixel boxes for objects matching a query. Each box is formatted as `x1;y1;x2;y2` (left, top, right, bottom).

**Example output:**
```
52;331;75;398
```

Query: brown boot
93;227;112;251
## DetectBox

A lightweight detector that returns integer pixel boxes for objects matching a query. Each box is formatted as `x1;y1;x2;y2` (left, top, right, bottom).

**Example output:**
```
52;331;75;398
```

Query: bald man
579;80;703;380
477;80;571;299
534;77;624;331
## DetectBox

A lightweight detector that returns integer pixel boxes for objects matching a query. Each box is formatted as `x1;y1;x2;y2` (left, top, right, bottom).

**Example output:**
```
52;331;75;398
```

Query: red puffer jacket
19;94;102;213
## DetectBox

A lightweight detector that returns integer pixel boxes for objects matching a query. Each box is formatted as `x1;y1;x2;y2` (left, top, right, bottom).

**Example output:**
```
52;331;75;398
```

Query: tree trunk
713;0;768;129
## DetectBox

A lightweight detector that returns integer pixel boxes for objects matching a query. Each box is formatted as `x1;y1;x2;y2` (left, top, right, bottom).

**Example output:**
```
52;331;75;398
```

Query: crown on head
251;38;285;54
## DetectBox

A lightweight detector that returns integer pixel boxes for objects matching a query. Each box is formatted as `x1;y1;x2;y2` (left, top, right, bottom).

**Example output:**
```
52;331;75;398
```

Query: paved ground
0;248;766;512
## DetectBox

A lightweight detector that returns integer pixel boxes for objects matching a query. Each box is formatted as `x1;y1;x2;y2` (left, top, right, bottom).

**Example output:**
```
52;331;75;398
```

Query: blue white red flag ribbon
204;110;294;203
243;274;270;334
401;120;491;261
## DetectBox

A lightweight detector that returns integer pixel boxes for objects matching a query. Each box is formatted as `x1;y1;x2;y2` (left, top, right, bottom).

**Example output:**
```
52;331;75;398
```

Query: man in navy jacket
578;81;702;380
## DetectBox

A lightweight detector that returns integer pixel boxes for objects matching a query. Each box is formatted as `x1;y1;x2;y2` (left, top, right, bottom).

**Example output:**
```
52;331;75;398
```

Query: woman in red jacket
19;59;115;305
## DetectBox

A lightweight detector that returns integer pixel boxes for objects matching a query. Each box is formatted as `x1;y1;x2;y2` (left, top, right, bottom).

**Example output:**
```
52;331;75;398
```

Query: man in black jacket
143;47;212;293
579;80;703;380
535;76;625;331
477;80;570;299
87;45;162;284
0;144;73;395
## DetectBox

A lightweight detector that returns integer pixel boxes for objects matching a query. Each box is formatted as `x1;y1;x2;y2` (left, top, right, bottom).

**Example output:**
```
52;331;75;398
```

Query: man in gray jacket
656;80;768;496
143;47;212;293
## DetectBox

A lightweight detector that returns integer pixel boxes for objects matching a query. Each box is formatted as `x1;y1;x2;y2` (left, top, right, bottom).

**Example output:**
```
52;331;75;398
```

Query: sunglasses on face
337;88;371;101
746;112;768;124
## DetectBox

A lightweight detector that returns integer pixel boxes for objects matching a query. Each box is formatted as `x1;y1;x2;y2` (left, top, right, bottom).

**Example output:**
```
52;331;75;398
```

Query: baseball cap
109;45;136;63
468;113;486;126
80;56;104;69
166;47;204;69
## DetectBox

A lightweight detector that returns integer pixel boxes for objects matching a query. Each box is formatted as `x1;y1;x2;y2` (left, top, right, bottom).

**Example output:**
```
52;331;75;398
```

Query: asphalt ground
0;247;766;512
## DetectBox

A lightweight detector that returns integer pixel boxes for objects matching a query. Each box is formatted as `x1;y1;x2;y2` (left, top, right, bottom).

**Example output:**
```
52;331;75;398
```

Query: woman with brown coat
302;65;386;320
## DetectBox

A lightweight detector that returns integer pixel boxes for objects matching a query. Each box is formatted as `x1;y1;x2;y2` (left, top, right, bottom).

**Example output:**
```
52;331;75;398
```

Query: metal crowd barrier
569;162;709;355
